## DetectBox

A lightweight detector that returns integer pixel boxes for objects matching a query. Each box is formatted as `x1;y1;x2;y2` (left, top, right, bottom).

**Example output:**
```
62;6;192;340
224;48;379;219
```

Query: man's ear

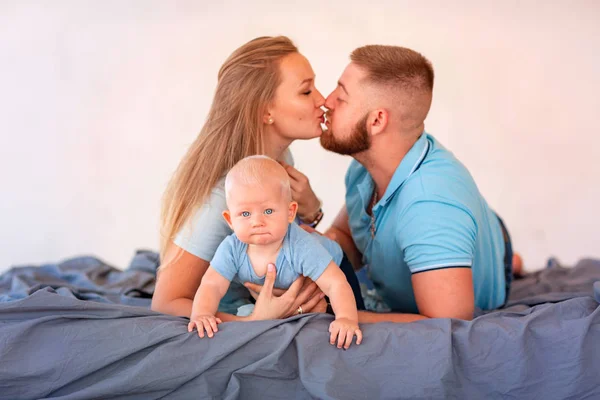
369;109;389;136
222;210;234;229
288;201;298;222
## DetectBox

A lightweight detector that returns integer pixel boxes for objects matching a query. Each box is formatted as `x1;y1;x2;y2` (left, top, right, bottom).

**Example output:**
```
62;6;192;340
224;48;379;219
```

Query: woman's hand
279;161;321;222
245;264;327;320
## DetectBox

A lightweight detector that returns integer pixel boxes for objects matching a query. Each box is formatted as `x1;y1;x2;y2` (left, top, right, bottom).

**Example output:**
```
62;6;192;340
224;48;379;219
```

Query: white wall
1;0;599;272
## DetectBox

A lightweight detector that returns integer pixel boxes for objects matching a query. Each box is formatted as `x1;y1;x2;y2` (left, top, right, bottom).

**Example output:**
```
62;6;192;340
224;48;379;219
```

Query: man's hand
329;318;362;349
188;314;223;338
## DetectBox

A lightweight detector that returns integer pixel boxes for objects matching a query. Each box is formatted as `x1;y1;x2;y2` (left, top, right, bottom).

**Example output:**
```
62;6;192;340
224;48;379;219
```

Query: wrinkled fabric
1;252;599;400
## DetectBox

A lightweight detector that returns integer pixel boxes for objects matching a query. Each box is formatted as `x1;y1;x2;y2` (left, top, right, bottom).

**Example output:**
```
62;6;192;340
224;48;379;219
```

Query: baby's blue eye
264;209;273;215
242;211;250;217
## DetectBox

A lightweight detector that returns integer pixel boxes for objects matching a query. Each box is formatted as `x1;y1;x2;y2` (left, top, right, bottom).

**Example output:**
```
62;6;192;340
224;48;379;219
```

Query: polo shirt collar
376;132;430;208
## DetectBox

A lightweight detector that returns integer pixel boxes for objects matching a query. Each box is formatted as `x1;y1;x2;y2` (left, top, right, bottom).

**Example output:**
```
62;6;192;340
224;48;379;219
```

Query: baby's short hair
225;155;292;202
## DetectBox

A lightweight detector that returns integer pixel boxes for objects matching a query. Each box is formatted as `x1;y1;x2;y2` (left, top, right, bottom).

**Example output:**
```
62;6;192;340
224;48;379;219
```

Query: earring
268;117;274;124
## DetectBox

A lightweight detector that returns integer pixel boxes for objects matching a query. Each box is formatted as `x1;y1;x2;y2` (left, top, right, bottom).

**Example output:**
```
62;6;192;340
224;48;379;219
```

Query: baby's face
224;182;296;246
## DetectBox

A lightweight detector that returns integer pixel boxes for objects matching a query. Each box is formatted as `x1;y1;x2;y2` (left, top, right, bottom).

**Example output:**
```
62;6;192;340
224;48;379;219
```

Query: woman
152;36;362;321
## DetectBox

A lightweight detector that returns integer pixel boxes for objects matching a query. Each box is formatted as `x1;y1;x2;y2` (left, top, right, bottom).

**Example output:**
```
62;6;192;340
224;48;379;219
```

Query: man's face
320;63;371;155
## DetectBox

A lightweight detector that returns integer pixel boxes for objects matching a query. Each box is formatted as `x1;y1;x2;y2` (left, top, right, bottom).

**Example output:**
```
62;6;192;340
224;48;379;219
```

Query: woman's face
267;53;326;141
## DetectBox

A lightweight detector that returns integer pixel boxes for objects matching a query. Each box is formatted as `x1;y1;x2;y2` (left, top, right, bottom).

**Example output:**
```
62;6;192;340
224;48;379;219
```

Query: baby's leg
236;304;255;317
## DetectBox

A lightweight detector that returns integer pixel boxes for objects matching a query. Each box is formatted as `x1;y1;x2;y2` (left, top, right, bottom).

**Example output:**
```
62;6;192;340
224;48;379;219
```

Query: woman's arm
151;244;204;317
151;243;244;322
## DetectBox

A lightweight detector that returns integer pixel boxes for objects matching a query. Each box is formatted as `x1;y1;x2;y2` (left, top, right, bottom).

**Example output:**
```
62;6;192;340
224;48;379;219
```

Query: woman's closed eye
302;90;312;95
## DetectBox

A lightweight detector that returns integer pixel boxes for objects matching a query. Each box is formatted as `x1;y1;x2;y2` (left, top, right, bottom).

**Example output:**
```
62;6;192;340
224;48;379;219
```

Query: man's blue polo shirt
345;132;506;313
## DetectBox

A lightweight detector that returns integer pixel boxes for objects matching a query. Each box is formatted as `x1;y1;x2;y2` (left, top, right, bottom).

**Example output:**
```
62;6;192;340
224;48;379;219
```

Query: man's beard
320;112;371;155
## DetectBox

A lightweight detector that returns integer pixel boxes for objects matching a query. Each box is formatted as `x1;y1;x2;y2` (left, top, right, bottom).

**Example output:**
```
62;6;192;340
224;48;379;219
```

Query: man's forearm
357;310;429;323
326;227;363;270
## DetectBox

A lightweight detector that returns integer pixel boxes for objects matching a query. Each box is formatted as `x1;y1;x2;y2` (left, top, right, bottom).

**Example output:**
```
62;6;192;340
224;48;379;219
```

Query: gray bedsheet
1;251;599;400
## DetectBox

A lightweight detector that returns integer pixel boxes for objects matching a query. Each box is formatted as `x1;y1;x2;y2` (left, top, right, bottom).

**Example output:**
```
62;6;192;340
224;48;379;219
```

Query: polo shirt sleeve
397;200;477;274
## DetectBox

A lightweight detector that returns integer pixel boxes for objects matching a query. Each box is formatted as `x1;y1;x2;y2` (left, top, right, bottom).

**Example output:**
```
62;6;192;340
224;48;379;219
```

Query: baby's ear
288;201;298;222
222;210;234;229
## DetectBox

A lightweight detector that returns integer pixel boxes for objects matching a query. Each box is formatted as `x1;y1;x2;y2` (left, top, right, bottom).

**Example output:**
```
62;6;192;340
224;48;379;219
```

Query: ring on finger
297;305;303;315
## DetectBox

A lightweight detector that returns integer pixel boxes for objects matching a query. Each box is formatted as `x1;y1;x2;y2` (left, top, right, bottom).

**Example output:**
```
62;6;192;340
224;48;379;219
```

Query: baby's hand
329;318;362;349
188;314;222;338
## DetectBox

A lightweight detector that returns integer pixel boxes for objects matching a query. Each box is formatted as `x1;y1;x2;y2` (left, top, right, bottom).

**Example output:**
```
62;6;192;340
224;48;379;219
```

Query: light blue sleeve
289;225;334;281
398;201;476;274
311;233;343;266
173;180;232;262
209;235;240;281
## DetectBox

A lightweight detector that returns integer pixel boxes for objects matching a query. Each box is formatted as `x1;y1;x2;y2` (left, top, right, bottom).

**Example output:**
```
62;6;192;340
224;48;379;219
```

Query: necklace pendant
370;188;378;239
370;215;376;239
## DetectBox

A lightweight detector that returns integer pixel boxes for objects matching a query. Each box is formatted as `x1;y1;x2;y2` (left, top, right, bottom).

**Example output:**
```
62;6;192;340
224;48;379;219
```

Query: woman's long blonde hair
160;36;298;258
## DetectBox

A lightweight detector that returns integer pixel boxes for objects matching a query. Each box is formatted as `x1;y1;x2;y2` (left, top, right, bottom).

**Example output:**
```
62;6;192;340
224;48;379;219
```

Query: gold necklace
370;188;377;239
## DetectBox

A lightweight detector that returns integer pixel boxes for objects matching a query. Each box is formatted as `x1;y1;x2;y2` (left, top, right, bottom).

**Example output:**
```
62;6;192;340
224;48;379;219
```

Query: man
320;45;515;323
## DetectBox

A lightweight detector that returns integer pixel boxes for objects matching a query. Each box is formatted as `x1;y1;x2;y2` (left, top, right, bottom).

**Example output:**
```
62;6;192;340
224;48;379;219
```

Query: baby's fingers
209;318;219;333
329;324;339;345
344;330;355;349
202;321;214;338
355;328;363;345
187;321;196;333
337;327;347;348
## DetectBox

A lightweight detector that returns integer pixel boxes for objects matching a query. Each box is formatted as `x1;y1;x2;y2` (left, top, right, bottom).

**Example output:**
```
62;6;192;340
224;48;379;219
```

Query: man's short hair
350;45;434;93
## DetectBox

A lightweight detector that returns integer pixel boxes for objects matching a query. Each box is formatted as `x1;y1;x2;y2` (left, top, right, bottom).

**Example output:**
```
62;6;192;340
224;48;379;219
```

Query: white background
1;0;599;272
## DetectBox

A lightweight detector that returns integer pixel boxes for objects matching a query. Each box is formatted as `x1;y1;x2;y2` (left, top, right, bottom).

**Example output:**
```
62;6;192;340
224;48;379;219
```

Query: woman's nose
314;89;325;108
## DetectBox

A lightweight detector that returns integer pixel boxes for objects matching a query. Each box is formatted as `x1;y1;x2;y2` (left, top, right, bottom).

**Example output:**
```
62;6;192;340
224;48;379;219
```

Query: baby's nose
251;215;265;226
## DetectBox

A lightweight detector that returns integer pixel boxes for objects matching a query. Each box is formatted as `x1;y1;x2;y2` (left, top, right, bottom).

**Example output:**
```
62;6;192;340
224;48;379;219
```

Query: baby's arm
315;261;363;349
188;266;231;338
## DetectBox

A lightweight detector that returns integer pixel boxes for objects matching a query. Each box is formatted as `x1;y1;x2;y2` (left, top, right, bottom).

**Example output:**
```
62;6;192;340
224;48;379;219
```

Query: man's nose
324;92;336;110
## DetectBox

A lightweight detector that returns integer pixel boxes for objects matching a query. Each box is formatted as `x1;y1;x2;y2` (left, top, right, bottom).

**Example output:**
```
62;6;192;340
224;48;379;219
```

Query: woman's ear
263;111;274;125
288;201;298;222
222;210;234;229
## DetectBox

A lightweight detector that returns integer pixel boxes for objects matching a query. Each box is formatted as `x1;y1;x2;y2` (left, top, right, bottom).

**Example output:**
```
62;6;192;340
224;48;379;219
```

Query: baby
188;155;362;349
